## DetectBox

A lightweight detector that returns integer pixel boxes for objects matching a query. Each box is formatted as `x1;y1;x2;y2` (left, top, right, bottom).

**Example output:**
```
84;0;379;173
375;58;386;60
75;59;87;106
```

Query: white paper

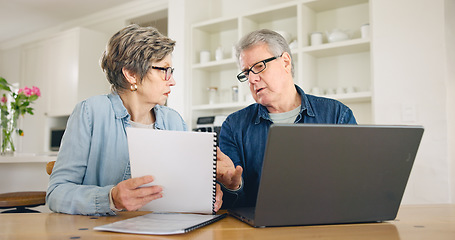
94;212;226;235
126;128;216;214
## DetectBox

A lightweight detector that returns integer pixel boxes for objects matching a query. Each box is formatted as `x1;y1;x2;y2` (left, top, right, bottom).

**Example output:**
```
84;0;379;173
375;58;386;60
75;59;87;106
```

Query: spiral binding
184;213;227;233
212;132;217;214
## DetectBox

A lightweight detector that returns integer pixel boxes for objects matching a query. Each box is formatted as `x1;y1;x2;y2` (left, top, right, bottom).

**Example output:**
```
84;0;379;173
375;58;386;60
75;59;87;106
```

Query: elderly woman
46;24;222;215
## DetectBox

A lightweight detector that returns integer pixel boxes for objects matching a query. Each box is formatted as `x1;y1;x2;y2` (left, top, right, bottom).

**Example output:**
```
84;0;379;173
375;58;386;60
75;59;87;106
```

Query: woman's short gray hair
101;24;176;93
235;29;294;77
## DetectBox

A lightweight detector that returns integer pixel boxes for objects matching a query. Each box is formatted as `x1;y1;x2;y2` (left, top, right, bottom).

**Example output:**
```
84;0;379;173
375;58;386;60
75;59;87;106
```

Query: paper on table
94;212;227;235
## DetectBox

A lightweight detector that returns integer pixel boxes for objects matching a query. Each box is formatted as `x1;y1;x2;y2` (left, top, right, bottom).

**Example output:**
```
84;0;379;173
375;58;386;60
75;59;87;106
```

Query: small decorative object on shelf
231;86;239;102
326;29;350;43
361;23;370;39
310;32;323;46
207;87;218;104
0;77;41;155
200;50;210;63
215;46;224;61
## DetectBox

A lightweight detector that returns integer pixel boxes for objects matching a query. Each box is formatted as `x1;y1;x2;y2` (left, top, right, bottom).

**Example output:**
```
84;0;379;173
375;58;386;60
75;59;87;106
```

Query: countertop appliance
193;115;226;145
50;128;65;151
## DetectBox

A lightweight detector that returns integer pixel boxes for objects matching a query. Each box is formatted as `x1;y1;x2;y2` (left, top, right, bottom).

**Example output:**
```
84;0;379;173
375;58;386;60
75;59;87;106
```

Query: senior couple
46;24;356;215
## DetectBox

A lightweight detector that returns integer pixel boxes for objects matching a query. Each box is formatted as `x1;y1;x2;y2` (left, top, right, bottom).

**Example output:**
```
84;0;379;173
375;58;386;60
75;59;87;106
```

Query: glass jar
231;86;239;102
361;23;370;39
207;87;218;104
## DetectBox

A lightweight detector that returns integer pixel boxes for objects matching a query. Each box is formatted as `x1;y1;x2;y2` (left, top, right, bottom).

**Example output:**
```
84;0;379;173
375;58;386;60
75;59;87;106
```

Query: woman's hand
111;175;162;211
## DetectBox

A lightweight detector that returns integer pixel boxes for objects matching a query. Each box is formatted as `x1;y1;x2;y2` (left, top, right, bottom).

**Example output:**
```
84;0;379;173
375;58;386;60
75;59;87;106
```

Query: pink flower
24;87;32;97
31;86;41;97
18;86;40;97
1;96;6;104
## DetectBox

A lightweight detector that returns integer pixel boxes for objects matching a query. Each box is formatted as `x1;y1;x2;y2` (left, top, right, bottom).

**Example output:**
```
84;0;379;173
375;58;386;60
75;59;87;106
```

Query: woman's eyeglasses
151;66;174;81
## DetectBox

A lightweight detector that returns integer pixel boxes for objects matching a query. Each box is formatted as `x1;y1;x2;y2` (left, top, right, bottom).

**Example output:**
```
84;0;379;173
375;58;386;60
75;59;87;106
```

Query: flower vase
1;109;18;155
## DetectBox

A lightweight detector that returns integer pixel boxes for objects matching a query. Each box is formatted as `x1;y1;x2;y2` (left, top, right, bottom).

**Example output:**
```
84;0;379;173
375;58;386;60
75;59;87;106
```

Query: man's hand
112;175;163;211
214;183;223;212
216;147;243;190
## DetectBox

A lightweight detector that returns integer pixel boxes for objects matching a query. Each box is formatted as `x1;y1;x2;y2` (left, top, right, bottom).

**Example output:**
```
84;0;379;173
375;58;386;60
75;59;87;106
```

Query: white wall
371;0;452;204
0;48;21;84
446;0;455;203
167;0;212;121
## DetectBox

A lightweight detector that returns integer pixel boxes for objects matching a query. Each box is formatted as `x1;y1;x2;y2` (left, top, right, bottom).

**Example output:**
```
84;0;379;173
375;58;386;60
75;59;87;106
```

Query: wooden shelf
304;0;369;12
323;91;372;103
192;101;254;111
192;58;237;71
192;91;371;111
243;3;297;22
302;38;370;58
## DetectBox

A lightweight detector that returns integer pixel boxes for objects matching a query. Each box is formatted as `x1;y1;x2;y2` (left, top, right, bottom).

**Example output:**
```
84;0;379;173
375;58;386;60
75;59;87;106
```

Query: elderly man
216;29;357;208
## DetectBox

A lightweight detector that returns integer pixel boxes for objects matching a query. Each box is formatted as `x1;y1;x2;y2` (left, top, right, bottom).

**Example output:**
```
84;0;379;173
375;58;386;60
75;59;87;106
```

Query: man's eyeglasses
151;66;174;81
236;54;283;82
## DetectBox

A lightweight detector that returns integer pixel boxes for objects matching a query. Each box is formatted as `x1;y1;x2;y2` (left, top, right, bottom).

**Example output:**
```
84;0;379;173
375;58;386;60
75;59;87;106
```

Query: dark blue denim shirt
219;85;357;208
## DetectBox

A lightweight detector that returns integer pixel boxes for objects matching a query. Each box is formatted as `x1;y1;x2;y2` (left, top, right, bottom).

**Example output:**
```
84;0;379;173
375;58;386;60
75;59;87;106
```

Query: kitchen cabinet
22;27;110;117
190;0;372;128
19;27;110;153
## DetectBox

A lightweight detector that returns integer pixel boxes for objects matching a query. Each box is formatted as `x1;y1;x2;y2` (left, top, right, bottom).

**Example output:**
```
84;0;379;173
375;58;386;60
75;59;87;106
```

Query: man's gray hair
235;29;294;77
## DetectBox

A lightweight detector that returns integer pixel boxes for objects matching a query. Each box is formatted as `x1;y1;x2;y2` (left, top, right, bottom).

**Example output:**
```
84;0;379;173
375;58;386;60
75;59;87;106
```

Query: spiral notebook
94;212;227;235
126;127;217;214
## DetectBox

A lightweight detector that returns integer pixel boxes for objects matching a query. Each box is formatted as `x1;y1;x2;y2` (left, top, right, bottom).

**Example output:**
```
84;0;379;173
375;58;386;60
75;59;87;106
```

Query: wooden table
1;204;454;239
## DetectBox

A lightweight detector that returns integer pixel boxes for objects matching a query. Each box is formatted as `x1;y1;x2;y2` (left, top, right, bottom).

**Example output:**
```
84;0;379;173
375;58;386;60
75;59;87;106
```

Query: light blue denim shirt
46;93;187;216
219;85;357;208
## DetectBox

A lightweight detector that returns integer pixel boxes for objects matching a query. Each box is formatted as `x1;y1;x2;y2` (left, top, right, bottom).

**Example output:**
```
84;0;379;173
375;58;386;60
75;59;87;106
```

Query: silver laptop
229;124;424;227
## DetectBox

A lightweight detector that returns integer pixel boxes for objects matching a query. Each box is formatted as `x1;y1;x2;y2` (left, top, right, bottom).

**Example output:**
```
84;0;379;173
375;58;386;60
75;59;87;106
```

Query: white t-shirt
269;105;301;124
129;120;156;129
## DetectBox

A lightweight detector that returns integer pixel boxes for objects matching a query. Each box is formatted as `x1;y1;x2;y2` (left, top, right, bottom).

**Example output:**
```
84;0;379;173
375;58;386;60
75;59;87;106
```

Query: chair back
46;161;55;175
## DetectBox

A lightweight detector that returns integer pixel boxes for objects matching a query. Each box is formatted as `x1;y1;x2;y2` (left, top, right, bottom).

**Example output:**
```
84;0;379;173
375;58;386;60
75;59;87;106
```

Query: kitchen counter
0;152;58;163
0;153;57;195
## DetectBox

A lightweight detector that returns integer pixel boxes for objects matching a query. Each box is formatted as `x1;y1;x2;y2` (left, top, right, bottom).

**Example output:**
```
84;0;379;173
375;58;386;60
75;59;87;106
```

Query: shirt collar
153;105;164;130
296;84;315;118
108;92;130;121
108;93;165;130
254;84;315;124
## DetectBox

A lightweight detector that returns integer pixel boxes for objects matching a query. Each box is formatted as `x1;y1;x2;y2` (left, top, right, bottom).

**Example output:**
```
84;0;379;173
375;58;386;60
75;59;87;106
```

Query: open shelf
190;0;372;127
302;38;370;58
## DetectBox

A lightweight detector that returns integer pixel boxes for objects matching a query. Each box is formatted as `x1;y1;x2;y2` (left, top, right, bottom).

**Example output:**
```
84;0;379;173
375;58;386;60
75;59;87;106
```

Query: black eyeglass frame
236;53;283;82
151;66;174;81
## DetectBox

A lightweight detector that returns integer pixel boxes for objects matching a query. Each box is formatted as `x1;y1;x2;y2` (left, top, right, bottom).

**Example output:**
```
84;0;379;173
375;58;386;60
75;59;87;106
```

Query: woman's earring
130;84;137;92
